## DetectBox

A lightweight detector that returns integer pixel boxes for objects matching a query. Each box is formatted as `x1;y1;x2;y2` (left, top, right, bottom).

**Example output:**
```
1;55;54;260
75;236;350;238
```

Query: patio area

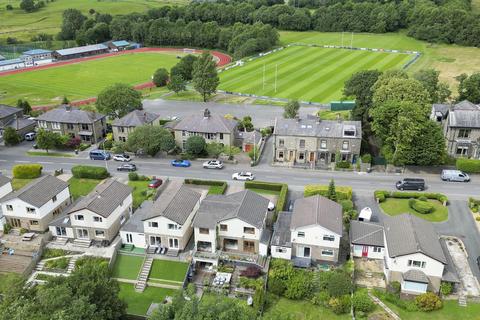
354;257;386;289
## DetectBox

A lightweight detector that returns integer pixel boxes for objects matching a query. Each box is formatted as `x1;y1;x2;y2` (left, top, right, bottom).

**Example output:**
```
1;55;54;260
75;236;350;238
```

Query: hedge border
71;165;110;179
456;158;480;173
12;164;43;179
244;181;288;221
184;179;228;195
304;184;353;200
374;190;448;205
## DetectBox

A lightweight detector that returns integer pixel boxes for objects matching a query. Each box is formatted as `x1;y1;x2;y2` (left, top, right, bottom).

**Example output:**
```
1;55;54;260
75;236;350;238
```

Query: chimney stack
65;105;72;112
203;108;211;119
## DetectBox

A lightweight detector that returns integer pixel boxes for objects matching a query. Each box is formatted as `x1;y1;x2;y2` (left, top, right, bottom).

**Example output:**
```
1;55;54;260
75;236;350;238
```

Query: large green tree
171;55;198;81
96;83;142;118
413;69;450;103
283;100;300;119
127;125;175;157
456;72;480;104
36;129;61;153
372;77;430;107
58;9;86;40
192;52;219;102
185;136;206;156
167;75;186;94
153;68;169;87
343;70;382;121
3;127;21;146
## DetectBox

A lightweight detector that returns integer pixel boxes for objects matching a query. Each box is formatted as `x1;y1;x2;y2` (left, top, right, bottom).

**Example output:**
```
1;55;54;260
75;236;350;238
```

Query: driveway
353;194;384;223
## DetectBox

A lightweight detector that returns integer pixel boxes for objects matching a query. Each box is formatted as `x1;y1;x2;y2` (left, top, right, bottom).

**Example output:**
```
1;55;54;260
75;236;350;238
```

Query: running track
0;47;231;109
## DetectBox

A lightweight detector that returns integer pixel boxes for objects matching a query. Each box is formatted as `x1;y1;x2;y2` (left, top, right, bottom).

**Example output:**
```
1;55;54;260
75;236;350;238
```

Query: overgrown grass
68;177;101;200
318;110;351;120
164;90;204;102
128;180;153;209
150;260;189;282
26;151;73;157
118;282;176;316
42;248;68;259
379;198;448;222
112;254;144;280
44;257;69;270
246;187;281;196
208;185;227;195
11;178;33;190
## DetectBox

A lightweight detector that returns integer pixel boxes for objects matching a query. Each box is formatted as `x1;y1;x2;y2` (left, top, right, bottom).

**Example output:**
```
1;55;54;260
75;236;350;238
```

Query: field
118;283;176;316
0;52;181;105
0;0;186;41
219;45;412;103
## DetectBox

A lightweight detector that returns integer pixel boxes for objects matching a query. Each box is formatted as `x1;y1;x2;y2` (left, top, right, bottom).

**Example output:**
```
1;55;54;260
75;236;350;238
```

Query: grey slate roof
274;117;362;139
23;49;52;55
440;239;460;283
55;44;108;56
123;201;152;233
0;58;24;67
67;179;132;218
193;190;269;229
271;211;292;247
0;174;11;188
112;110;160;127
5;117;36;131
172;109;238;134
0;104;20;118
383;214;447;264
144;181;201;225
36;105;105;124
0;175;68;208
448;100;480;128
350;220;384;247
403;269;429;283
238;130;261;145
290;195;343;235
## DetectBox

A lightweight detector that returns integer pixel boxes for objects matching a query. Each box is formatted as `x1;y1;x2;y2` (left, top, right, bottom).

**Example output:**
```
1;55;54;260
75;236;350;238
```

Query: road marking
39;161;54;164
0;159;6;162
14;160;29;163
60;162;76;165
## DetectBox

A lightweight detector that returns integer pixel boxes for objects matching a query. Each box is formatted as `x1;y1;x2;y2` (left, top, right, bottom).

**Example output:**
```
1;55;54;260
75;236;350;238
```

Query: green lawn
149;259;189;282
118;282;176;316
26;151;73;157
207;185;226;195
11;178;33;190
164;90;204;102
219;45;412;103
112;254;144;280
318;110;351;120
262;297;351;320
246;187;280;196
68;177;101;200
128;180;152;210
379;198;448;222
0;52;181;105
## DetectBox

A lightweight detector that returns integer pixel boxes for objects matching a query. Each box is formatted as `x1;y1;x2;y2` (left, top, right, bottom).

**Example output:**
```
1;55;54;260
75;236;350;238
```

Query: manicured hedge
245;181;288;220
12;164;42;179
456;158;480;173
409;198;435;214
71;165;110;179
374;190;448;204
184;179;227;194
304;184;352;200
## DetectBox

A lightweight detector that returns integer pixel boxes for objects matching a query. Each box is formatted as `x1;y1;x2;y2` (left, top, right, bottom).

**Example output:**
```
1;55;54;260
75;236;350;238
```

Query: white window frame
93;216;103;223
26;207;36;214
148;221;158;228
95;230;105;238
75;215;84;221
297;231;305;238
51;122;61;130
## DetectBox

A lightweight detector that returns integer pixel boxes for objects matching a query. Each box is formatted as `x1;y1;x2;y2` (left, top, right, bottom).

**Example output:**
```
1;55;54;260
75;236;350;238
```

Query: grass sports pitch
0;52;181;105
219;45;413;103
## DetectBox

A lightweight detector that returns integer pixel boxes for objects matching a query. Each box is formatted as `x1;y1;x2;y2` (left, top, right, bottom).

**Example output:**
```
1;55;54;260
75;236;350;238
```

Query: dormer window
26;207;36;214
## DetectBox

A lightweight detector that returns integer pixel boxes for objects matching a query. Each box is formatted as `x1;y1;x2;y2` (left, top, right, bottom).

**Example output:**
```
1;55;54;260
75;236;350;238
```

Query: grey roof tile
123;201;152;233
403;269;429;283
440;239;460;283
0;174;11;188
5;117;36;131
0;104;20;118
271;211;292;247
350;220;384;247
36;105;105;124
290;195;343;235
448;100;480;128
274;117;362;139
172;109;237;134
55;44;108;56
112;110;160;127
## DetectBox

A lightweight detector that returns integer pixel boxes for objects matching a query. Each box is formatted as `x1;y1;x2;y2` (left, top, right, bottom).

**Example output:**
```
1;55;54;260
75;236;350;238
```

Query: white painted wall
271;245;292;260
0;62;25;71
120;230;147;248
386;251;444;278
352;244;384;259
194;226;216;252
0;182;13;199
290;225;341;250
259;242;268;256
48;225;75;238
218;218;262;241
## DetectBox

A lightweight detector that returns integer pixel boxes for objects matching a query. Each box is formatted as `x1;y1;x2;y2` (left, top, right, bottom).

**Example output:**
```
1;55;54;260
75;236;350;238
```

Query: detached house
112;110;161;142
49;179;132;246
0;175;13;229
271;195;343;267
273;116;362;168
36;105;106;144
0;175;71;232
0;104;36;140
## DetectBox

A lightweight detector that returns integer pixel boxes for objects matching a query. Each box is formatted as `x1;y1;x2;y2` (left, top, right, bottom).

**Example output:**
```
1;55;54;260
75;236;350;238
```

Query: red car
148;179;163;189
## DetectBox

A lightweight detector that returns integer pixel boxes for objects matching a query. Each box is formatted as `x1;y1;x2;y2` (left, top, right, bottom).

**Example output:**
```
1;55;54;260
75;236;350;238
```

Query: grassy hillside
0;0;186;41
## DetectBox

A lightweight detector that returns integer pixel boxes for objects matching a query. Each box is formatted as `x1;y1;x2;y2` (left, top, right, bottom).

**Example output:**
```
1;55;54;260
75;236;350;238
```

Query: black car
395;178;425;191
117;163;137;172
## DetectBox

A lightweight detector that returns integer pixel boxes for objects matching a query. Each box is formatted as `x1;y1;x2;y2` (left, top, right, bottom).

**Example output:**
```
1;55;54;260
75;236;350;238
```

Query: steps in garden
67;256;80;273
135;257;153;293
35;261;45;271
51;237;69;246
73;239;92;248
123;244;134;251
459;295;467;307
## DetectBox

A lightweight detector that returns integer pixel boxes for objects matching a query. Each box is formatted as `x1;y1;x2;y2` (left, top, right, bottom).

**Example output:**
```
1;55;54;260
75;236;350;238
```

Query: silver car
203;160;224;169
441;170;470;182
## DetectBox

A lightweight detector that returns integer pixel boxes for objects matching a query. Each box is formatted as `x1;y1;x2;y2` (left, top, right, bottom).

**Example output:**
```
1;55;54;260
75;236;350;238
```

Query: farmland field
0;52;181;105
219;45;412;103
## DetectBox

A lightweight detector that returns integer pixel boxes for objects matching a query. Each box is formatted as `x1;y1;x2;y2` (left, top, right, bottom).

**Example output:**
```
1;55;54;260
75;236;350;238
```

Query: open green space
68;177;101;200
112;254;143;280
164;90;204;102
150;259;189;282
128;180;153;210
118;282;176;316
26;151;73;157
379;198;448;222
0;0;187;42
0;52;181;106
11;178;33;190
219;45;412;103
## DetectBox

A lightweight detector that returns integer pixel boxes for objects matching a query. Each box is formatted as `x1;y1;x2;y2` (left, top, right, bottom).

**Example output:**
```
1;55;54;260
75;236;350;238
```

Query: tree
413;69;451;103
343;70;382;121
327;270;353;297
192;52;219;102
96;83;142;118
127;125;175;157
248;146;260;162
20;0;36;12
283;100;300;118
62;96;70;104
185;136;206;156
58;9;86;40
16;99;31;115
206;142;224;158
3;127;21;146
373;78;430;106
171;54;198;81
238;116;254;132
167;75;186;94
36;129;61;153
457;72;480;104
223;145;240;160
326;179;337;202
153;68;169;87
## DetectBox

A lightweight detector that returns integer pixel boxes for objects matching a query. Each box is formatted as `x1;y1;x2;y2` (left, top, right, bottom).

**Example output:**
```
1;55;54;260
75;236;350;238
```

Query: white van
24;132;36;141
441;170;470;182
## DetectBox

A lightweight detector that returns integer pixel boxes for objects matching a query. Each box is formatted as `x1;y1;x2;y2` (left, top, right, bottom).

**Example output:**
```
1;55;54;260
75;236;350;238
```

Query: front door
77;229;88;239
362;246;369;257
289;151;294;161
10;218;21;228
169;238;179;249
309;152;315;162
303;246;311;258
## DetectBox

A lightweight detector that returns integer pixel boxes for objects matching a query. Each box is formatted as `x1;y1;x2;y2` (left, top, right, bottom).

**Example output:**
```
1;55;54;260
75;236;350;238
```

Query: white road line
14;160;29;163
0;159;6;162
39;162;54;164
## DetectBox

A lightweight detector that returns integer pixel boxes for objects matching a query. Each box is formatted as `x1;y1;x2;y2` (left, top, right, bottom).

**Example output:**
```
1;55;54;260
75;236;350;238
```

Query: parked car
89;150;111;160
203;160;224;169
441;170;470;182
232;172;255;181
24;132;36;141
113;154;131;162
148;179;163;189
117;163;137;172
171;159;191;167
395;178;425;191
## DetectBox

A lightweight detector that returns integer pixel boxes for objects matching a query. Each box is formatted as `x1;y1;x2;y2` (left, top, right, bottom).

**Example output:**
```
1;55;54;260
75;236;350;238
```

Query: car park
441;170;470;182
24;132;36;141
395;178;425;191
148;179;163;189
203;160;224;169
232;172;255;181
89;150;111;160
113;154;131;162
171;159;191;167
117;163;137;172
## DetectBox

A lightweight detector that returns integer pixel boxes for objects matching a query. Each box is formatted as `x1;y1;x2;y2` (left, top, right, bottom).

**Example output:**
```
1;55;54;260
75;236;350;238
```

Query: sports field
0;52;180;105
219;45;412;103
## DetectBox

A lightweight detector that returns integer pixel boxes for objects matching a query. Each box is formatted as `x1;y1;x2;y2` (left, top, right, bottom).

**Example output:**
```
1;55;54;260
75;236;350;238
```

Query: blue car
171;159;191;167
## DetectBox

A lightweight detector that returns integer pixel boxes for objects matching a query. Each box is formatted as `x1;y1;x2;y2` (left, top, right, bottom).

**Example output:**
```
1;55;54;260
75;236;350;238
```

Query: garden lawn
26;151;73;157
379;198;448;222
262;297;351;320
11;178;33;190
128;180;151;209
318;110;351;120
0;52;181;105
149;260;189;282
118;283;176;316
245;188;281;196
68;177;101;200
112;254;144;280
208;185;226;195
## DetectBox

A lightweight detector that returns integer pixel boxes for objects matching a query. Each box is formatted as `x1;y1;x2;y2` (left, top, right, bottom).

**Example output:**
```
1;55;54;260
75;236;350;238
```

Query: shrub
418;196;428;202
128;172;139;181
440;282;453;296
241;266;262;278
390;281;401;294
153;68;169;87
415;292;442;311
361;154;372;164
339;200;354;212
374;190;448;204
267;277;286;296
3;127;21;146
328;295;351;314
13;164;43;179
456;158;480;173
352;291;375;313
284;269;315;300
335;161;351;169
409;199;435;214
3;223;12;234
476;216;480;221
71;165;109;179
374;190;388;202
185;135;206;156
327;270;353;297
311;291;330;307
304;184;352;200
45;257;69;270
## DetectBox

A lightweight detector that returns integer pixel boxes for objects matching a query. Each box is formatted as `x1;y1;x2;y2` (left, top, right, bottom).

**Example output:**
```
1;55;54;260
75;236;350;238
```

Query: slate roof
23;49;52;55
55;44;108;56
193;190;269;229
144;180;201;225
67;179;132;218
432;103;449;118
0;174;11;188
172;109;238;134
0;175;68;208
238;130;262;145
350;220;384;247
0;58;24;67
0;104;20;118
290;195;343;235
112;110;160;127
122;201;152;233
448;100;480;128
403;269;429;283
440;239;460;283
271;211;292;247
4;117;36;131
383;214;447;264
274;117;362;139
36;105;105;124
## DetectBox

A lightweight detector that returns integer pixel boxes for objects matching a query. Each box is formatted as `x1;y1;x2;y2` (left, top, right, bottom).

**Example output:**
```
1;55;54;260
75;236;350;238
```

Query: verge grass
379;198;448;222
26;151;73;157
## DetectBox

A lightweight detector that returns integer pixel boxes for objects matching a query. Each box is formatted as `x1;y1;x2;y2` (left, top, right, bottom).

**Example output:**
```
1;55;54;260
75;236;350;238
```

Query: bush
374;190;388;202
339;199;354;212
13;164;43;179
311;291;330;307
335;161;351;169
128;172;139;181
3;127;21;146
284;269;315;300
440;282;452;296
328;295;351;314
361;154;372;164
185;135;206;156
456;158;480;173
409;198;435;214
415;292;442;312
304;184;352;200
153;68;169;87
45;257;69;270
374;190;448;204
390;281;401;294
418;196;428;202
71;165;109;179
327;270;353;297
3;223;12;234
42;248;67;259
268;277;286;296
352;291;375;313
